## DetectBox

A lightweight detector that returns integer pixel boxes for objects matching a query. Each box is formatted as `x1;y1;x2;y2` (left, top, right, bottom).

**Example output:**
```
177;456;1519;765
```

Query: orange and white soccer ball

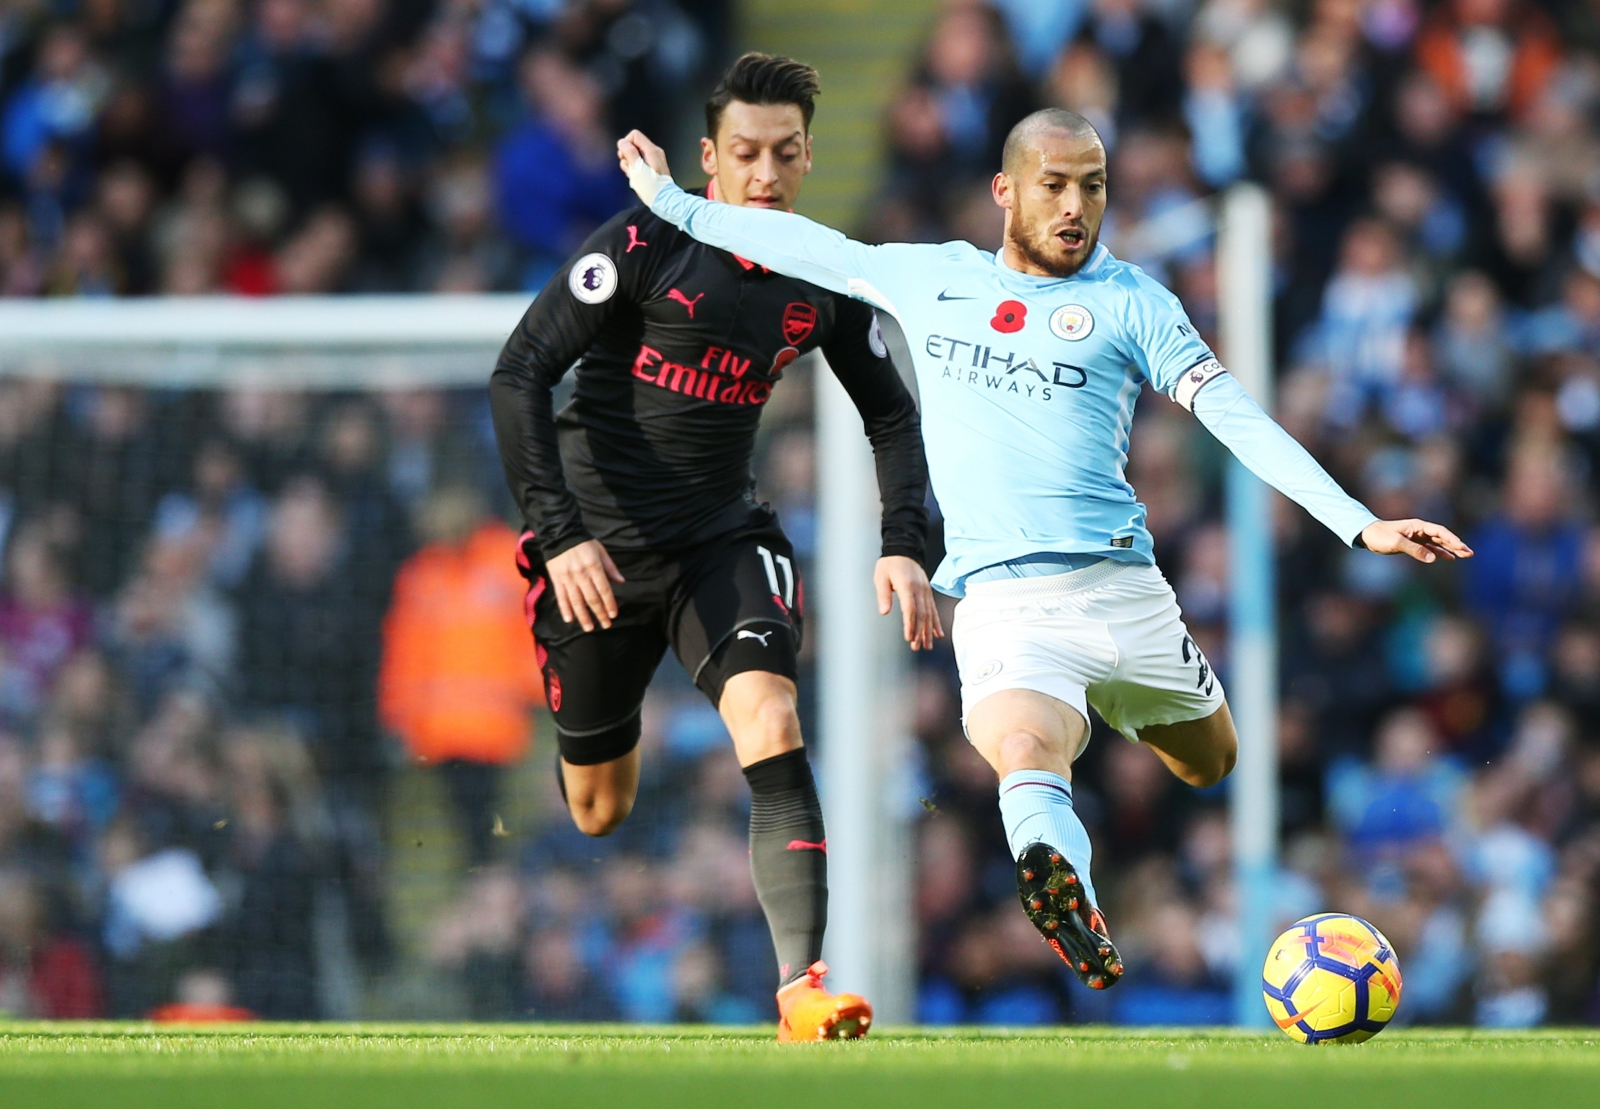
1262;913;1403;1044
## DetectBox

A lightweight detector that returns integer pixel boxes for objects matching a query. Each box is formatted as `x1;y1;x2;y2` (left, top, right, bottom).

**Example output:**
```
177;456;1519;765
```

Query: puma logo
737;629;773;646
785;838;826;853
625;225;648;252
667;288;704;317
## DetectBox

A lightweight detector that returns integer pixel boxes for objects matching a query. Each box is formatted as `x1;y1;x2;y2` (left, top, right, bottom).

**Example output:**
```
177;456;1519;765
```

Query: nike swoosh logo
937;290;976;301
1272;995;1327;1031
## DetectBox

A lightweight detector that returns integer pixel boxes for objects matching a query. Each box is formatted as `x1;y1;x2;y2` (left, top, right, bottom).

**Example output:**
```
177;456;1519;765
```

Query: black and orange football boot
1016;841;1125;990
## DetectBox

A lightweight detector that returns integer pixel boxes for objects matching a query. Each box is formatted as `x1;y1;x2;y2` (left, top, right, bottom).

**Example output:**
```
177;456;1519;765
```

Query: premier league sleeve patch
569;253;618;304
1173;357;1227;411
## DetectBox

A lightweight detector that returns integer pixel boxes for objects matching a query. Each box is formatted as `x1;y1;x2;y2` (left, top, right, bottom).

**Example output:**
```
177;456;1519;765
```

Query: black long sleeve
820;299;930;563
489;210;660;558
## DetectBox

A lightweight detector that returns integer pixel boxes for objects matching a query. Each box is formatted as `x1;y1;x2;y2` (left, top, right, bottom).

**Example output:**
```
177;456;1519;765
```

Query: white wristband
626;160;672;207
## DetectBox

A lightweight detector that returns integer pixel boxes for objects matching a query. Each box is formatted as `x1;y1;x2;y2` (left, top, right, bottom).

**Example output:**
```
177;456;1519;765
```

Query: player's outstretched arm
1186;373;1473;564
617;130;886;304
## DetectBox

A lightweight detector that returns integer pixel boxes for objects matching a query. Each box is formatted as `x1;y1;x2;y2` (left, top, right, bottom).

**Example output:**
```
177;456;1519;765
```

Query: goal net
0;293;912;1023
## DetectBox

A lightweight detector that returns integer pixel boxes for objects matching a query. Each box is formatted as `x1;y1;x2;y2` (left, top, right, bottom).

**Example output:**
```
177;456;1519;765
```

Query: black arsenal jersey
490;197;929;561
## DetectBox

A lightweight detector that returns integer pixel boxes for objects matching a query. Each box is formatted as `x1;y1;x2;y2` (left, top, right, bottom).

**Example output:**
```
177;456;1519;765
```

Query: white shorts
953;560;1224;742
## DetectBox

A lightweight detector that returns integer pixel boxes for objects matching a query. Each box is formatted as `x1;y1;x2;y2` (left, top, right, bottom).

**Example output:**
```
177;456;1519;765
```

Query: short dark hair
705;53;820;140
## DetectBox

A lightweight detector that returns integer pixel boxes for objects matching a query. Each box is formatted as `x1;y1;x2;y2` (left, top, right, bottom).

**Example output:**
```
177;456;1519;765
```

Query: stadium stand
2;0;1600;1029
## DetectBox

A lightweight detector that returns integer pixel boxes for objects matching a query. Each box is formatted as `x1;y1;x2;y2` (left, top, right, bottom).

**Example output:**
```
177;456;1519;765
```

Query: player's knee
725;677;802;764
762;687;802;733
740;694;802;761
569;792;632;837
994;729;1066;777
1184;734;1237;789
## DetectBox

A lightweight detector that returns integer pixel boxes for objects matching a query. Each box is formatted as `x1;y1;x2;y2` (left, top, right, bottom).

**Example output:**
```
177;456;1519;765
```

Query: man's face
702;100;812;209
994;132;1108;278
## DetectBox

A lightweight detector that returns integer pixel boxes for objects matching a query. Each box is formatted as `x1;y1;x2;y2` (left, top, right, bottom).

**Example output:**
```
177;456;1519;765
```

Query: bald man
616;109;1472;988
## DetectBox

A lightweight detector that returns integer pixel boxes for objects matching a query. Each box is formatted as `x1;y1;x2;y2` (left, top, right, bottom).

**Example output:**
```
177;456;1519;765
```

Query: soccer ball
1262;913;1403;1044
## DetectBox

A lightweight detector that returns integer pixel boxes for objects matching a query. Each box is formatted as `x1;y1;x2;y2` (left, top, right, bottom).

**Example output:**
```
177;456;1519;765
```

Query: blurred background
3;0;1600;1028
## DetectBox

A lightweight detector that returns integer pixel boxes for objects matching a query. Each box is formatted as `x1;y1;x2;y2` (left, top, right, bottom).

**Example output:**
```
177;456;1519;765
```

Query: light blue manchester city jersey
648;183;1376;596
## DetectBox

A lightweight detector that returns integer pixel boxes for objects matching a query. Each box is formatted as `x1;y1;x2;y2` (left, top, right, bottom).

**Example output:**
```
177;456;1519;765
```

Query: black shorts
516;514;803;766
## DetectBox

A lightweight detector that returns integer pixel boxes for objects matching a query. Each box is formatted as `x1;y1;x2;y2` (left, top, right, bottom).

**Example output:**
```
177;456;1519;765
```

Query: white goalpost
0;295;529;386
815;359;915;1024
1218;184;1280;1028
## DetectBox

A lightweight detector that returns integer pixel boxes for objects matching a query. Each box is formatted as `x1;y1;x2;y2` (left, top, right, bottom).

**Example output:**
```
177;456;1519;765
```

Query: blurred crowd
0;0;726;297
7;0;1600;1030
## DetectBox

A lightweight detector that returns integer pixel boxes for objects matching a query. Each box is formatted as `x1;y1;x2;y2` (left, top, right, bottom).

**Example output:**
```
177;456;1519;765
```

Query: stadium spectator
378;486;542;867
493;48;633;290
236;476;380;777
0;518;93;731
234;475;391;969
105;532;236;714
218;724;322;1019
1;24;106;191
911;2;1034;179
1464;445;1587;699
1413;0;1562;123
0;868;103;1018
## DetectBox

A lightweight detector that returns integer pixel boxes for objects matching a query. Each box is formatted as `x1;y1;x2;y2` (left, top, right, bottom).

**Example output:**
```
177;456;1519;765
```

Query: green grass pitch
3;1024;1598;1108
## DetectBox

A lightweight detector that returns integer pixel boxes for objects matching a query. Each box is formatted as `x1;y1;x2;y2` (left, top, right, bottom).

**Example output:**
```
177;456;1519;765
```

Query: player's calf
1139;702;1238;788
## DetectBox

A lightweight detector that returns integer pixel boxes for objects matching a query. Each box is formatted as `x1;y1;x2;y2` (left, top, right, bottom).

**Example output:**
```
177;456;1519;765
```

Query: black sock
743;748;828;987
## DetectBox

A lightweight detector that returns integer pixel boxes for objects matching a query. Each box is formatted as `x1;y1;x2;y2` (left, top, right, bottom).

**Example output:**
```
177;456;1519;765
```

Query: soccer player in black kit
489;54;939;1040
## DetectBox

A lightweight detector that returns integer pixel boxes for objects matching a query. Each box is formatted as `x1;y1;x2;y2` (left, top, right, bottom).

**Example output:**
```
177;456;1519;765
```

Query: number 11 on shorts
758;545;794;607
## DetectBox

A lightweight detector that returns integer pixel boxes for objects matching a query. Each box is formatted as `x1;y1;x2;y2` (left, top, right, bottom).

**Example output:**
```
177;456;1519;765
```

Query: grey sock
743;749;828;987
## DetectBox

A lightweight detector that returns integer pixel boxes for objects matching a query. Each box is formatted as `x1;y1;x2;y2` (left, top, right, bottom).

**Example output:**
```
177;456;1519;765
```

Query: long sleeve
651;182;886;305
1190;373;1378;546
820;299;929;562
488;209;661;558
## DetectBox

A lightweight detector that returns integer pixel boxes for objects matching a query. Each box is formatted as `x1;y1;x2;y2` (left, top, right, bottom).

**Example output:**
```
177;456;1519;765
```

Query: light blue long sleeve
651;181;883;304
1191;374;1377;545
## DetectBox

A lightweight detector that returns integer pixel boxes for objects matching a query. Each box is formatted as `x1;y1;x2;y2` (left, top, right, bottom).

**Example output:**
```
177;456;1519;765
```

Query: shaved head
992;109;1108;278
1001;109;1103;177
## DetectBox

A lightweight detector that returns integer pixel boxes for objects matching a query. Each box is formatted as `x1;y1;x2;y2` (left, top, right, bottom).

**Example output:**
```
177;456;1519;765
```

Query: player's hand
547;539;625;632
875;555;944;651
1358;519;1474;564
616;129;673;205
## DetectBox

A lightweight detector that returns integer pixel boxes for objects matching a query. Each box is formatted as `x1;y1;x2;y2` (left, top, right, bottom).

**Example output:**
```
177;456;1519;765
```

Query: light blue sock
997;769;1098;908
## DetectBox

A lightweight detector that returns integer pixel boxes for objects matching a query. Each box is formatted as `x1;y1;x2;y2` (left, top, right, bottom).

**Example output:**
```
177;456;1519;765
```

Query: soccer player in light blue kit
617;109;1472;988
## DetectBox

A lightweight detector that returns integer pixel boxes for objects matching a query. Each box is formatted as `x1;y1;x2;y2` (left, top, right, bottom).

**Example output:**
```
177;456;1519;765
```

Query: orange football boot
775;961;872;1042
